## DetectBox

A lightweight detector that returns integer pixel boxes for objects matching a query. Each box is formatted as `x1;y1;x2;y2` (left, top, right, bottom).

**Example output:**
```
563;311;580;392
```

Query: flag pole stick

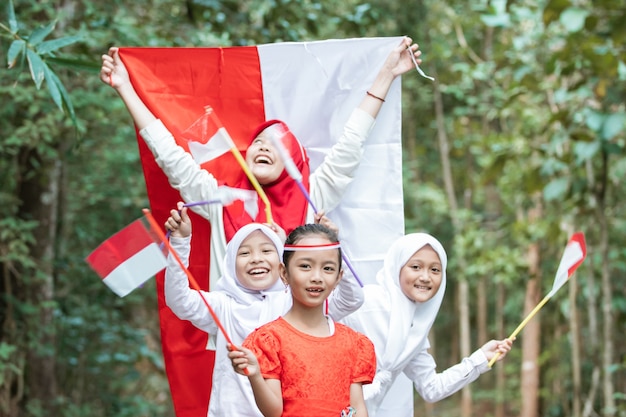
228;147;274;225
488;293;552;367
143;208;249;373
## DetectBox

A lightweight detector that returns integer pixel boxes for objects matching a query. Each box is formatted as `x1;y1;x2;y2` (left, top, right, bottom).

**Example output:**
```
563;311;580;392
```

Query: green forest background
1;0;624;416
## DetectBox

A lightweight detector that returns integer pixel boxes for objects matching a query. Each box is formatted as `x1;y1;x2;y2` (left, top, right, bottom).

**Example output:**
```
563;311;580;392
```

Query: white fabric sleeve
164;235;219;335
309;108;375;213
404;341;490;403
139;120;221;221
326;273;364;321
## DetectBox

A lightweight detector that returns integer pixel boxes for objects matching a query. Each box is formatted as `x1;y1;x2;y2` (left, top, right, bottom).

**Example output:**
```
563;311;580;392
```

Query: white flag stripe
258;37;405;285
102;243;167;297
548;239;585;297
188;127;233;164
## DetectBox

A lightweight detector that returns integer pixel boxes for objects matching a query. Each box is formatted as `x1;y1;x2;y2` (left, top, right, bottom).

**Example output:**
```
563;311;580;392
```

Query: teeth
249;268;268;275
255;156;271;164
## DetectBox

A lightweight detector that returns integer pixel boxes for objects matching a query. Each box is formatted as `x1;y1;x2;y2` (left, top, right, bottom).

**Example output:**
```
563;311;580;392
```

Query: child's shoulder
335;322;373;343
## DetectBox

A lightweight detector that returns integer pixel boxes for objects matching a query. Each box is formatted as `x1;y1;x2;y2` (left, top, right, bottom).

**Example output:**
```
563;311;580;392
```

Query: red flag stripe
120;46;265;417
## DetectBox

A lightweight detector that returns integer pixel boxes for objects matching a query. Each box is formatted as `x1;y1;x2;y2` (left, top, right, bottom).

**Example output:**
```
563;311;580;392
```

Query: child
100;37;422;281
228;224;376;417
164;205;364;417
340;233;514;417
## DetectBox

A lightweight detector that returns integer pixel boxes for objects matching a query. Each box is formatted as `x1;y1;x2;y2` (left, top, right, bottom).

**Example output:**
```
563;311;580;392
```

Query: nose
310;269;323;284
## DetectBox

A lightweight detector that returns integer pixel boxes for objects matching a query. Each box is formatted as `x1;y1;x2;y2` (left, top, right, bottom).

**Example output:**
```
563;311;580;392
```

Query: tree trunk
17;149;61;415
520;198;542;417
432;73;472;417
569;253;581;417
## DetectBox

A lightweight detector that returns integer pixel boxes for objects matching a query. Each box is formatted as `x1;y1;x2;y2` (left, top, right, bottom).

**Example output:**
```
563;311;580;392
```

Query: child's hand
164;202;192;238
383;36;423;78
100;47;130;89
263;222;286;243
480;337;515;362
314;210;339;236
227;344;260;376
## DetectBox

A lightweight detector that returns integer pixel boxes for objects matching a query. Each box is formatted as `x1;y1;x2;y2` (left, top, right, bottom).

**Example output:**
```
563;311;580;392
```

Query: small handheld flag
181;108;273;224
140;209;248;374
488;232;587;367
85;216;167;297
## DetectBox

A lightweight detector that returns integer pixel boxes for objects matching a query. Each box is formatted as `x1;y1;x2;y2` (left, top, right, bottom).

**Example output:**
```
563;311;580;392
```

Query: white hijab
211;223;288;344
343;232;448;406
377;232;447;369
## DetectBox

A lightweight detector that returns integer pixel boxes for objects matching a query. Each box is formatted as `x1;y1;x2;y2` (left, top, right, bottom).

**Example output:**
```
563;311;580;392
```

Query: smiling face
234;230;282;291
281;234;343;309
245;132;286;185
399;244;443;303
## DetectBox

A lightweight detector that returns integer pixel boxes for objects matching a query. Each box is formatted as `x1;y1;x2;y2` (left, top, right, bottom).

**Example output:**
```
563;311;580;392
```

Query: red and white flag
548;232;586;297
180;108;235;164
86;216;167;297
119;37;405;417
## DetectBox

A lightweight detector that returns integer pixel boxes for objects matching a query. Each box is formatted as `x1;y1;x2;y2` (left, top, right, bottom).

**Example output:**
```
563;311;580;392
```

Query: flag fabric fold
86;216;167;297
181;109;235;164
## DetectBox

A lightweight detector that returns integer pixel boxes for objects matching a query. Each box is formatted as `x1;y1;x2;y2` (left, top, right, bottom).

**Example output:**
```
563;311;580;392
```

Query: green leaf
26;49;46;89
480;13;511;27
36;35;82;55
7;39;25;69
619;61;626;81
28;20;56;46
46;56;101;72
560;7;589;32
42;64;63;111
584;109;604;131
573;140;600;164
543;177;569;201
7;0;18;33
602;112;626;140
43;64;77;122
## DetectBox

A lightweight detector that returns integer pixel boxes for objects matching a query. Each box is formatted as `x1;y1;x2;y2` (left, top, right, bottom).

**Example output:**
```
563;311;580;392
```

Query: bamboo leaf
37;35;82;55
42;64;63;111
28;21;56;46
7;39;25;69
26;49;46;89
7;0;18;33
43;64;77;123
46;56;101;72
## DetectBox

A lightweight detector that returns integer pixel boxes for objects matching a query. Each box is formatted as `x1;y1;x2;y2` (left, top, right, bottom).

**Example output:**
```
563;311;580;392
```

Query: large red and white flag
86;216;167;297
119;37;405;417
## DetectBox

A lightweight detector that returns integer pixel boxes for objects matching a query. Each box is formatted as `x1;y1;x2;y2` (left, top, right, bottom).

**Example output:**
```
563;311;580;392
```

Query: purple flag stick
266;125;364;287
162;199;223;246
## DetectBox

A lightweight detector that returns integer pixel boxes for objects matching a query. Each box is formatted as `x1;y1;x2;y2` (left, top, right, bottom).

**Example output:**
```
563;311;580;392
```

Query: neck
283;303;329;337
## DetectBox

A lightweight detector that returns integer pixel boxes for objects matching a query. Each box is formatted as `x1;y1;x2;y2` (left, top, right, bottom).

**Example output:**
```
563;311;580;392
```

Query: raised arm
100;47;157;130
359;36;422;119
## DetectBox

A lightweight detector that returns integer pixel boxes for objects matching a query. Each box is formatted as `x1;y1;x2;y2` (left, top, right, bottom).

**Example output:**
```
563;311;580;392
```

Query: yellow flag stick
228;146;273;225
204;107;273;225
487;294;551;367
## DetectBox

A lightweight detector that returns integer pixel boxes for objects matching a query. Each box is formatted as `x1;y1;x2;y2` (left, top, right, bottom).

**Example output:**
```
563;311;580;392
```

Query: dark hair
283;223;342;266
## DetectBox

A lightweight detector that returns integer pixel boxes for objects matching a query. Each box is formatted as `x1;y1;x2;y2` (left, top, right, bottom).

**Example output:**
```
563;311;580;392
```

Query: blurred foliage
1;0;624;416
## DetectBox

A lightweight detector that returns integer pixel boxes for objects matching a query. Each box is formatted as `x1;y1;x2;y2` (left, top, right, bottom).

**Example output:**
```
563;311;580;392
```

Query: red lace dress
244;317;376;417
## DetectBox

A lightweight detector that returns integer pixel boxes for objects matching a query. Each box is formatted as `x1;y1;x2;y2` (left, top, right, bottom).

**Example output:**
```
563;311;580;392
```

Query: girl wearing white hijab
163;203;363;417
340;232;513;417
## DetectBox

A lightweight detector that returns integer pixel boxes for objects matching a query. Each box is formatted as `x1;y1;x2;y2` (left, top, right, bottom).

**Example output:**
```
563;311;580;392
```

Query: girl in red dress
228;223;376;417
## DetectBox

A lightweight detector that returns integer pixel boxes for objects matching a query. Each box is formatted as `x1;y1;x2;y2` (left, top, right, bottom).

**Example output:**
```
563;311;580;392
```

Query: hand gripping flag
488;232;587;367
118;38;406;417
86;215;167;297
